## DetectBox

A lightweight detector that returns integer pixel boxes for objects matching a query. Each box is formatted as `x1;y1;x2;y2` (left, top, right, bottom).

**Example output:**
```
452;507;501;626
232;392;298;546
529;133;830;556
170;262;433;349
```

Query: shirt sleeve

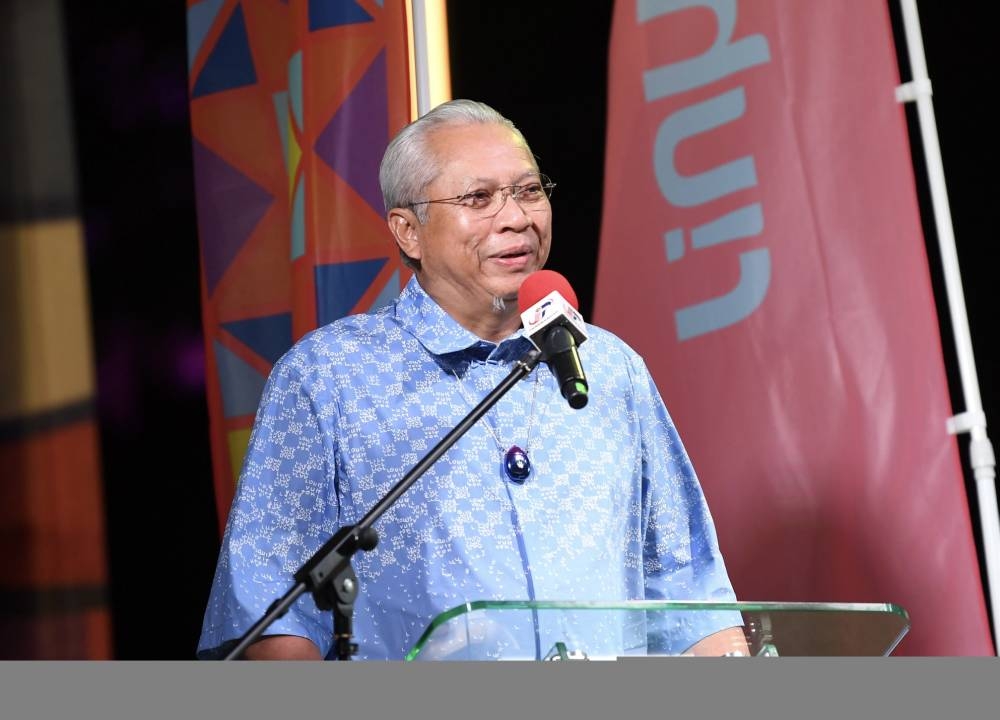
628;352;743;654
197;358;341;659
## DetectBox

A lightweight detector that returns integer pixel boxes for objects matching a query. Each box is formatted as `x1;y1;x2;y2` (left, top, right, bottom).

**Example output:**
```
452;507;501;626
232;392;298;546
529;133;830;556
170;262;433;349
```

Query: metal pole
410;0;431;116
896;0;1000;654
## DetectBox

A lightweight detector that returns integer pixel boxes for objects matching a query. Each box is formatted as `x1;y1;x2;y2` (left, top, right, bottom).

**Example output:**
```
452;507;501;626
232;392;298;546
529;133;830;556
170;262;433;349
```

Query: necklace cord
451;364;540;456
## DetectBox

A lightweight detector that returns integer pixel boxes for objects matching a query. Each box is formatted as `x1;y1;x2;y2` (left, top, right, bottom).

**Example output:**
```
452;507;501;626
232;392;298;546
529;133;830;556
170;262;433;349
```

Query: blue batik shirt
198;277;740;660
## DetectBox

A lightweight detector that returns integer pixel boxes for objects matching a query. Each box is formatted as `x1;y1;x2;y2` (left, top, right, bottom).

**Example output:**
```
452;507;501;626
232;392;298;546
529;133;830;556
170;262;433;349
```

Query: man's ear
387;208;422;262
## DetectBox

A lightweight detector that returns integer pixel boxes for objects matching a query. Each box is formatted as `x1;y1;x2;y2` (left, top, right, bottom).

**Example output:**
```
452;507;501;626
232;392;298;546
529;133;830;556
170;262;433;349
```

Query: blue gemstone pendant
504;445;532;484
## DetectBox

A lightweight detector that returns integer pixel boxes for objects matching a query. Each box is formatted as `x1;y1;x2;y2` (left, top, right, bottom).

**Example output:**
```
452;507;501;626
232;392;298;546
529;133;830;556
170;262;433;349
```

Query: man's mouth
492;245;533;260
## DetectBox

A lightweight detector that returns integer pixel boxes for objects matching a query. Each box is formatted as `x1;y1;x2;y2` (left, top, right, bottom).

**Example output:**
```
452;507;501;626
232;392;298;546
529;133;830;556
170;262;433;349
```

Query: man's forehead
429;120;520;143
430;123;531;158
428;124;537;184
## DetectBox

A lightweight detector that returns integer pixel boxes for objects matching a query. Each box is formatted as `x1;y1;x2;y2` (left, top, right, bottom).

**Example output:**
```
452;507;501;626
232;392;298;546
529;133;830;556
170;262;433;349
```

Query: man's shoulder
582;322;643;364
578;323;662;398
310;307;397;343
277;307;404;370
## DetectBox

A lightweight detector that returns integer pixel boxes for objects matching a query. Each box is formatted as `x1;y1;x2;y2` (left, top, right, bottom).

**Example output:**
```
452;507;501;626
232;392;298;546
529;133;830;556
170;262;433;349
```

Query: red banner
595;0;993;654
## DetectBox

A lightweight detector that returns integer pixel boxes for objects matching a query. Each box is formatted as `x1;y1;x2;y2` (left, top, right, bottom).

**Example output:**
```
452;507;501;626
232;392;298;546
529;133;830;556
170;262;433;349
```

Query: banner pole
409;0;451;117
896;0;1000;654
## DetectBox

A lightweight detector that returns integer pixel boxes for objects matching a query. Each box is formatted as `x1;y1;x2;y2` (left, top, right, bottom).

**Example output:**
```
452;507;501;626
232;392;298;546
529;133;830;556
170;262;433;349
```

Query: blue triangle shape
271;91;290;166
315;258;388;326
288;51;304;131
214;341;267;418
309;0;373;31
187;0;226;70
291;175;305;260
367;269;400;313
192;4;257;98
222;313;293;365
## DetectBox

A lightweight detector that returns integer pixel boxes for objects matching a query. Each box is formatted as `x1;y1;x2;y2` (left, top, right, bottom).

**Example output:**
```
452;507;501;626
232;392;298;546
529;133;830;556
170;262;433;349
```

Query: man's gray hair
379;99;534;228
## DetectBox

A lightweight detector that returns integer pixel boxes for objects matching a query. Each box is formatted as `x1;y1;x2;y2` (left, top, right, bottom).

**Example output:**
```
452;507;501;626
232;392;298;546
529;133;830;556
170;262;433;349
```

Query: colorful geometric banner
595;0;993;655
187;0;413;527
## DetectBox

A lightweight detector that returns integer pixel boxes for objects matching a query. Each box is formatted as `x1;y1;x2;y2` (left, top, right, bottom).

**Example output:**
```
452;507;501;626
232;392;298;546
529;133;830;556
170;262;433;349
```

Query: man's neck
416;276;522;343
458;302;521;344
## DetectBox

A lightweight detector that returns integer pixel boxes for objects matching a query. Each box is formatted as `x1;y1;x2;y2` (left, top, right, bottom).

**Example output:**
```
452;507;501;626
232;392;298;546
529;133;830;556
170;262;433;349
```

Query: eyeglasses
408;175;556;218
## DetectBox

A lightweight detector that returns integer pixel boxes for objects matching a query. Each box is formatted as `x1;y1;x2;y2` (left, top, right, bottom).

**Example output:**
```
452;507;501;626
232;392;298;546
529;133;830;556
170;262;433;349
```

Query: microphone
517;270;589;409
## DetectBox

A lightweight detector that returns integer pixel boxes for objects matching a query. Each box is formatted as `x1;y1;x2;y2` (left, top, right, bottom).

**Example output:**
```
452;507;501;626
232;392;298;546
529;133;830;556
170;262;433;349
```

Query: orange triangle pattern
189;0;413;529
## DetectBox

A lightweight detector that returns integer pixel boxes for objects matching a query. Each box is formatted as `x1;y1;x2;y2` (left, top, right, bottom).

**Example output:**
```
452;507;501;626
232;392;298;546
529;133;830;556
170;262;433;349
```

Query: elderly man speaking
197;99;745;661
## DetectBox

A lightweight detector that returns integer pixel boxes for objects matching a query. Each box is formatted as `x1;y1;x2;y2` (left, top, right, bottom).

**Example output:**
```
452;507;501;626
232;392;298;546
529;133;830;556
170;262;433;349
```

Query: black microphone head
567;388;588;410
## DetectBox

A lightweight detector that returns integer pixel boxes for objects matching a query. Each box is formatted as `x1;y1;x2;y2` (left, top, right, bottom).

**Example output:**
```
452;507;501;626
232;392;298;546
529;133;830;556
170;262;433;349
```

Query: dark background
61;2;998;658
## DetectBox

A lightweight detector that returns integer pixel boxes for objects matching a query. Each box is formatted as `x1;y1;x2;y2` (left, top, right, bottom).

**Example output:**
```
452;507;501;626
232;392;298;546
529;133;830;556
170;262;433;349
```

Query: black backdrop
62;2;998;659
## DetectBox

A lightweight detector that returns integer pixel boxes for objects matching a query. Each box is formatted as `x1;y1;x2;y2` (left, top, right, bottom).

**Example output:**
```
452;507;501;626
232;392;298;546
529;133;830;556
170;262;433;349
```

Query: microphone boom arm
223;348;544;660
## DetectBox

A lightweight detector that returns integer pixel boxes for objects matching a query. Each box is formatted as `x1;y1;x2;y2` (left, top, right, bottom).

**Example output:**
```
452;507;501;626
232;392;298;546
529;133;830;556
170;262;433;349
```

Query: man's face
408;122;552;315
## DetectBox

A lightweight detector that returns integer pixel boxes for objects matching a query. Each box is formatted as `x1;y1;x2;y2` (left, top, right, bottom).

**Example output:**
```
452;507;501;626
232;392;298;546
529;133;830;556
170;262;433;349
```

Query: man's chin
497;284;525;304
484;265;542;305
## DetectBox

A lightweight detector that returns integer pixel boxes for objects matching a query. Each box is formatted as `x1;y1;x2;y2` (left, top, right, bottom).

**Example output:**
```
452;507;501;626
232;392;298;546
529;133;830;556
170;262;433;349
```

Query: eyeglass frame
406;174;556;217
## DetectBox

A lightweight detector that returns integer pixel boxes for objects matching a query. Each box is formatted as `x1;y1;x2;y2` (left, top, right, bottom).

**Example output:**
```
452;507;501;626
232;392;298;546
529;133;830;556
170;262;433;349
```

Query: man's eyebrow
465;170;541;185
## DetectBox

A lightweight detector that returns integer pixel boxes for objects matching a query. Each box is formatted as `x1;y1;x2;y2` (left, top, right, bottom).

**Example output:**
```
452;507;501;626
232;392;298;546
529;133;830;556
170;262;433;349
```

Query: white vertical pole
410;0;431;116
896;0;1000;655
410;0;451;117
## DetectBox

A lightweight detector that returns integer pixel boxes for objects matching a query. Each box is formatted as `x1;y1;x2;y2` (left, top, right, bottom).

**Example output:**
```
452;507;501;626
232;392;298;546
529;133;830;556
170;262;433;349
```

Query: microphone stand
223;347;544;660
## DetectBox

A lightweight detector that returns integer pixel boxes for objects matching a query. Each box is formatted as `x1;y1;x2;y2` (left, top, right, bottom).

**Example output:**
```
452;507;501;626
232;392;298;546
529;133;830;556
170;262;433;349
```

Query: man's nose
494;189;533;227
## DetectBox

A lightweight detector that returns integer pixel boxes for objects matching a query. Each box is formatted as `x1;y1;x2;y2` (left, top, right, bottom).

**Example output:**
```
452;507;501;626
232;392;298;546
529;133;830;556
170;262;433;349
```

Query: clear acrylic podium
405;600;910;660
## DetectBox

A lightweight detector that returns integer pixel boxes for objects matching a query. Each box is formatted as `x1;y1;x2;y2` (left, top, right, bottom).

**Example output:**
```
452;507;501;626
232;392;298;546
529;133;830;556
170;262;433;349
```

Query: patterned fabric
187;0;414;528
198;277;738;660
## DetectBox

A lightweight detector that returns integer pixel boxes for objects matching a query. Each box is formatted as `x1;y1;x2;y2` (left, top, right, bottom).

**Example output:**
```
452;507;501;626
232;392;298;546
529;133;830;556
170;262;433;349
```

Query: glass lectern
406;600;909;660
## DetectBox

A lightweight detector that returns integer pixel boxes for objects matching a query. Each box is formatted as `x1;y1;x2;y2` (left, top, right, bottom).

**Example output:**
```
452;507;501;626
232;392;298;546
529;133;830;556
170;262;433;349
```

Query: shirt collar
393;276;534;372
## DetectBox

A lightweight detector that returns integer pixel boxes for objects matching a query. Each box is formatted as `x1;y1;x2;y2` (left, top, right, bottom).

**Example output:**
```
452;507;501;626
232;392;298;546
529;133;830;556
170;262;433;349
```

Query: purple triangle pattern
313;49;388;216
193;139;275;294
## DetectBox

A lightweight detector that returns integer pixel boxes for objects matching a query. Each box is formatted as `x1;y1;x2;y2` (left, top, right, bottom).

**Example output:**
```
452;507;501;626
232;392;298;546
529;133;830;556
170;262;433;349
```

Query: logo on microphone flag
594;0;992;654
188;0;413;528
527;298;553;326
521;291;588;347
